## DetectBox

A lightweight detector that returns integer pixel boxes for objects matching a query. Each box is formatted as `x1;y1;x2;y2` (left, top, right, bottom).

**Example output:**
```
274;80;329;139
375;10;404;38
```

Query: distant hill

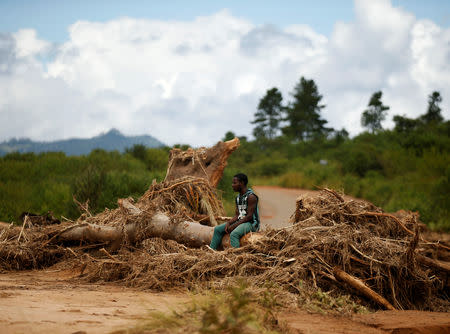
0;129;165;156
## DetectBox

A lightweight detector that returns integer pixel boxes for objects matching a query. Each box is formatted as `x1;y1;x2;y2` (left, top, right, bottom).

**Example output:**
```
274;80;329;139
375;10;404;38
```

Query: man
209;173;260;249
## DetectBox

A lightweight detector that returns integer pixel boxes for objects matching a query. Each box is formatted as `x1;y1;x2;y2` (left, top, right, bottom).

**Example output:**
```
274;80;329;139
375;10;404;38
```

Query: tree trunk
164;137;240;187
57;213;214;248
57;200;258;249
333;267;396;310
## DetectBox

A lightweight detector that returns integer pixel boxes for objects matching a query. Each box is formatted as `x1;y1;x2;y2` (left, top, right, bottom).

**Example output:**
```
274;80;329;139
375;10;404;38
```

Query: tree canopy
361;91;390;133
421;91;443;124
251;88;284;140
282;77;331;141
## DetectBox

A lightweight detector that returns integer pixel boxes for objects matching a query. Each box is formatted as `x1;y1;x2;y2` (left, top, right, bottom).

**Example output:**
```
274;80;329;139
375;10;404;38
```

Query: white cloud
0;1;449;147
13;29;51;58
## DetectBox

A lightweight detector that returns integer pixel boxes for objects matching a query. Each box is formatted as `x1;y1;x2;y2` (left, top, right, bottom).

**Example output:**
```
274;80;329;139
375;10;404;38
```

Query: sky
0;0;449;146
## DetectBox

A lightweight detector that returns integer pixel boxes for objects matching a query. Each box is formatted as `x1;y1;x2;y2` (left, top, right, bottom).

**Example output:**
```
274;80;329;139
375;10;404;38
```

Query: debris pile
0;175;225;269
76;189;449;311
0;138;448;312
140;176;225;225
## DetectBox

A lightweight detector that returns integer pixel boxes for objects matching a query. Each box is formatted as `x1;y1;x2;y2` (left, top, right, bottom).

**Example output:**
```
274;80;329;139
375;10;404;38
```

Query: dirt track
0;269;188;334
254;185;319;229
0;186;449;334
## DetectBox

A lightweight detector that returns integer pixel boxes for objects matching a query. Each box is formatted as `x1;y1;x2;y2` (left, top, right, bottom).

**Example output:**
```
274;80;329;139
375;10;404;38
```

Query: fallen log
55;212;262;249
56;213;212;248
416;254;450;274
55;199;262;249
333;267;396;310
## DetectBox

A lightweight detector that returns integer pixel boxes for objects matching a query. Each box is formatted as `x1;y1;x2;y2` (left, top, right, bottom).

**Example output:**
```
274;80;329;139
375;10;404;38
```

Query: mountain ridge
0;129;165;156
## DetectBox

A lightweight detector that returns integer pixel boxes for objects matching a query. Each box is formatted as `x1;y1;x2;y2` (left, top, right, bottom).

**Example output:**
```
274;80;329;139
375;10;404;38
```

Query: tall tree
282;77;330;141
361;91;389;133
420;91;443;124
251;87;283;139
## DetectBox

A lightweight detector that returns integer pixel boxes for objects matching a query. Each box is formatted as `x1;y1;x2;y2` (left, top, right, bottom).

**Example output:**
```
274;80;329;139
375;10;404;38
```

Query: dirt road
254;185;318;229
1;268;448;334
0;269;188;334
0;186;448;334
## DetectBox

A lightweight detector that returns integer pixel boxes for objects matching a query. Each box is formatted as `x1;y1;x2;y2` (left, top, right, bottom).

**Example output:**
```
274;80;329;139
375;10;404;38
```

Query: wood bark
333;267;396;310
57;213;213;248
56;200;257;249
55;213;261;249
164;137;240;187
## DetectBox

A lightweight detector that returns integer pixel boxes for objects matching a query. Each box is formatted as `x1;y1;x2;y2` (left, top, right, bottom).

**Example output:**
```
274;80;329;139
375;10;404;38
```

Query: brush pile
1;186;449;311
0;175;226;270
0;137;448;312
139;176;225;224
76;189;449;311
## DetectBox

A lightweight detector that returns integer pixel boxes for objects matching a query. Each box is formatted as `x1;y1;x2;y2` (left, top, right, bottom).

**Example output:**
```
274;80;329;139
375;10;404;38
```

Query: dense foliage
221;120;449;231
0;148;167;223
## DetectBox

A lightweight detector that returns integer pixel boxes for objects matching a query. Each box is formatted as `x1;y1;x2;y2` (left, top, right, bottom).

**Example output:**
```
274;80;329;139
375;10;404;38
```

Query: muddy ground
0;186;448;334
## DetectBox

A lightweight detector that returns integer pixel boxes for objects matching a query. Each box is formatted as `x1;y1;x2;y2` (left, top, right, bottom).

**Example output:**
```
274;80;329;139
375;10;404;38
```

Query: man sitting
210;173;260;249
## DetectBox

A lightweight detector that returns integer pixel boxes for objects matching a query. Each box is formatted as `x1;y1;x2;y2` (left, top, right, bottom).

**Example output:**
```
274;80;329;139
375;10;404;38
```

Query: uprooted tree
1;137;242;251
0;136;449;312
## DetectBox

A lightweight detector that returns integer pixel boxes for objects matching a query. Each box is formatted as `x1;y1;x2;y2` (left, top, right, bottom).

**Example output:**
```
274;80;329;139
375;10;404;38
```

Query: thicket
221;121;449;231
0;148;167;223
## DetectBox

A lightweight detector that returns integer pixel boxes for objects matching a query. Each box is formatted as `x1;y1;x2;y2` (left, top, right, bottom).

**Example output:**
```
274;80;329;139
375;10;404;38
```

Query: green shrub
71;164;106;211
249;157;289;177
122;282;284;334
336;143;383;177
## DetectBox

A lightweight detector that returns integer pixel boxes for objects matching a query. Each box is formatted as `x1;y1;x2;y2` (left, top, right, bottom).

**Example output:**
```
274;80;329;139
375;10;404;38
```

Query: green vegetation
111;281;286;334
361;91;389;133
222;121;449;231
0;148;166;222
227;81;449;231
0;78;448;231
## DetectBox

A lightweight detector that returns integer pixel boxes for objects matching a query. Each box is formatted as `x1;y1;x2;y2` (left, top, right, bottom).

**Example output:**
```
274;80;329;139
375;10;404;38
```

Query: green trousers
209;222;257;249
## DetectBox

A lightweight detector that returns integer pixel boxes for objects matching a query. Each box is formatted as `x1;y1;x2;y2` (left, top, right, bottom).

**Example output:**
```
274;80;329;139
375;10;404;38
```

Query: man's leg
229;222;253;248
209;223;227;250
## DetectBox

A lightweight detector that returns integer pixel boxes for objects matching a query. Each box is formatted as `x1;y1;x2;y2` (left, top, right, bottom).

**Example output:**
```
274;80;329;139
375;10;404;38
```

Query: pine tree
361;91;389;133
251;88;283;139
282;77;330;141
421;91;443;124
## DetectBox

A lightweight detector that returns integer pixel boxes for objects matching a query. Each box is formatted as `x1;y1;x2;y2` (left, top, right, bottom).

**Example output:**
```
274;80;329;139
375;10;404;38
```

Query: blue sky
1;0;449;43
0;0;449;145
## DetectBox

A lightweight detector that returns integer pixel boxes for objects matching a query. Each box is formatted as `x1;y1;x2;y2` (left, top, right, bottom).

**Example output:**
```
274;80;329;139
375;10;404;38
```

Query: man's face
232;177;242;192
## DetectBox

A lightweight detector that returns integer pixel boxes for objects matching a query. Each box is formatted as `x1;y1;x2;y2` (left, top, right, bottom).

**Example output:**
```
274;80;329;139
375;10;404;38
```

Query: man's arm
227;194;257;233
225;203;240;233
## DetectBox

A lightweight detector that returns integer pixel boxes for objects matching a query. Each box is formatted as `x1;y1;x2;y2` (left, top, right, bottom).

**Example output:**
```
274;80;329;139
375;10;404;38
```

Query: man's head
232;173;248;192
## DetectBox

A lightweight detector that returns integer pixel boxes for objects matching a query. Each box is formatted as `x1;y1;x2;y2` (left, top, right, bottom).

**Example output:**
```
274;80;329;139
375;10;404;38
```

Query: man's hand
226;220;239;233
225;221;232;233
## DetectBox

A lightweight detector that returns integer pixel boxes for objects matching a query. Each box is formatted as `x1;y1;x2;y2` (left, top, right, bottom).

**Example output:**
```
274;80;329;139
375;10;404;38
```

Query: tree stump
164;137;240;187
